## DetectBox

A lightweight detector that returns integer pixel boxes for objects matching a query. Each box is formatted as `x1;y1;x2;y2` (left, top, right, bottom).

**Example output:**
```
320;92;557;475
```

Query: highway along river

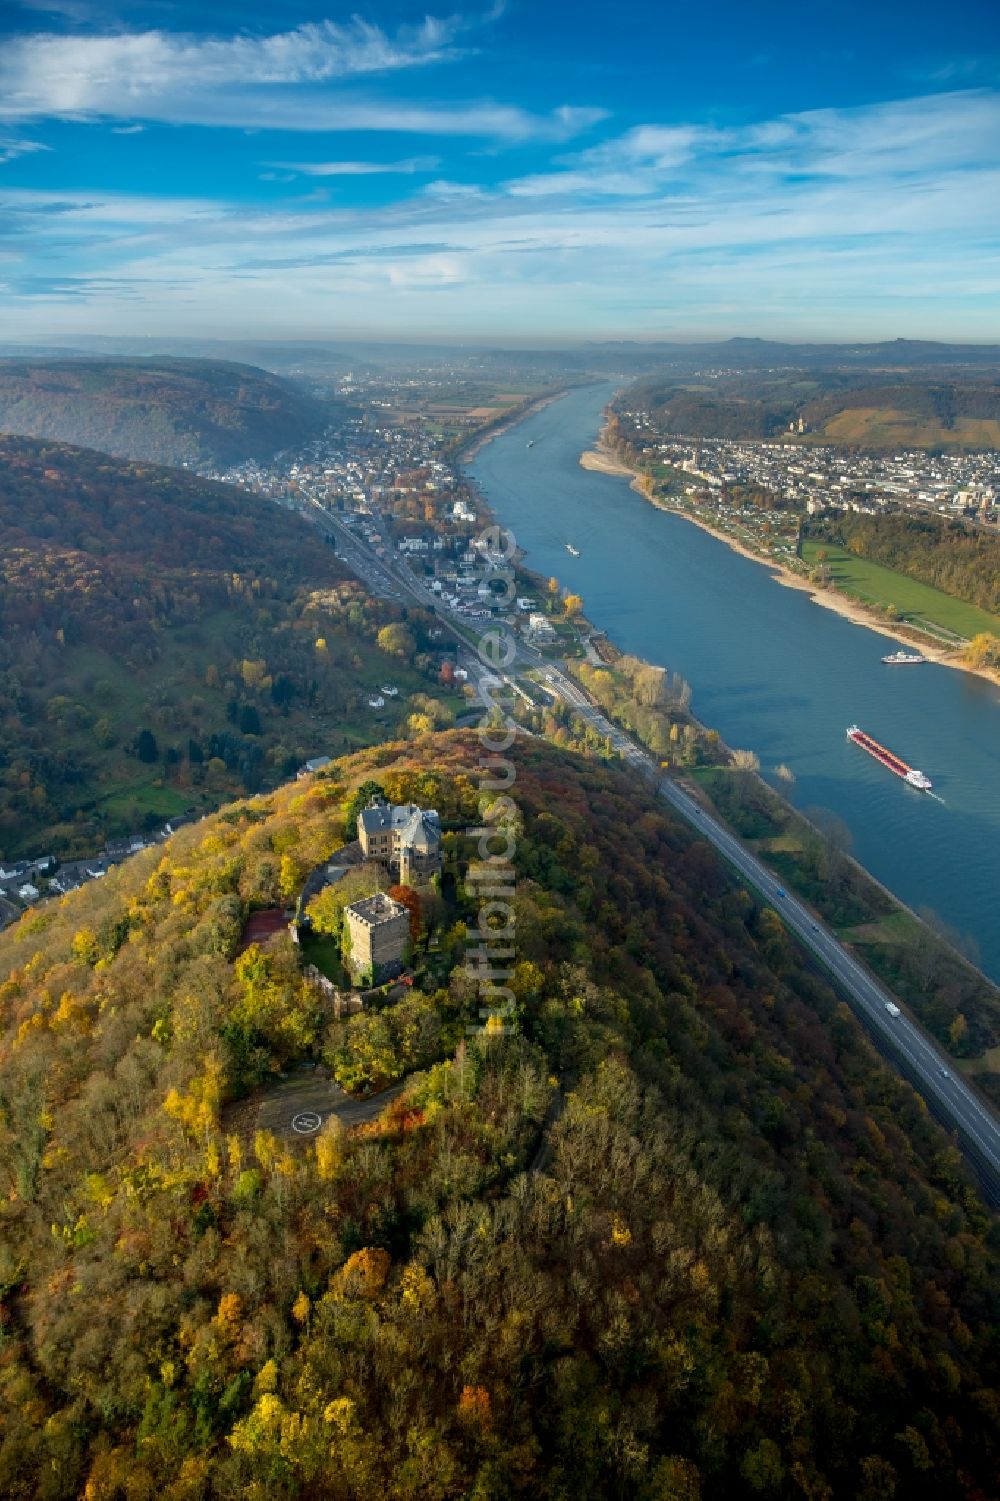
467;382;1000;982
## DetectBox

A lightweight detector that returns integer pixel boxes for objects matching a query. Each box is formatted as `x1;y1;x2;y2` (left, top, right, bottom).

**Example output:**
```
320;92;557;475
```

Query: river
467;381;1000;981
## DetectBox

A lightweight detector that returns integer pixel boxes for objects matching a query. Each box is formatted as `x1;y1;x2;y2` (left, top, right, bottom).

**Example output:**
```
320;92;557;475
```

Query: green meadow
800;538;1000;642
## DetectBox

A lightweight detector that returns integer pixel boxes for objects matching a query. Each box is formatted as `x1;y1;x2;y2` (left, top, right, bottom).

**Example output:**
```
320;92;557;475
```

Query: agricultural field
800;537;1000;641
818;407;1000;451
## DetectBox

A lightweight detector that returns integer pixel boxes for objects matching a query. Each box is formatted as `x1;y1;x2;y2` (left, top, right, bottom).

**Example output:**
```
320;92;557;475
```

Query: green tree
136;727;159;763
93;717;117;750
306;867;384;937
344;779;385;839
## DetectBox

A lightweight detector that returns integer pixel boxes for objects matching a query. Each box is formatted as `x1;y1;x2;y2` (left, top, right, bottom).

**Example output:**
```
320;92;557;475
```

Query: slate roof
358;801;440;850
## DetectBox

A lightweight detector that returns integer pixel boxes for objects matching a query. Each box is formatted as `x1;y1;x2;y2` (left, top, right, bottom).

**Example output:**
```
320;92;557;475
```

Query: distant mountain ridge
587;336;1000;371
0;357;327;468
624;370;1000;449
8;335;1000;380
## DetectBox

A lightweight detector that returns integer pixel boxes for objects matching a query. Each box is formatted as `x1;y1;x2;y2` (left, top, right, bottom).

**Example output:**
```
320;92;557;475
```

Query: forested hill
0;438;454;856
626;373;1000;449
0;732;996;1499
0;358;326;467
807;508;1000;617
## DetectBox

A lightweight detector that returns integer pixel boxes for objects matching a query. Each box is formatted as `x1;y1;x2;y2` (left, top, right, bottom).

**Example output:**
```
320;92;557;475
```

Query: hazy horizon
6;331;1000;353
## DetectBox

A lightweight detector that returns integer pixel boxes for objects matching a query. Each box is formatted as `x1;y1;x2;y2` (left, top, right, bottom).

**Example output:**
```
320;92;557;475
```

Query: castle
357;795;442;886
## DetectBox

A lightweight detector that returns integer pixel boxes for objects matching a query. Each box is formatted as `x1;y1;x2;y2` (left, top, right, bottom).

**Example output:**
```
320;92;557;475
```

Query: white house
527;612;557;641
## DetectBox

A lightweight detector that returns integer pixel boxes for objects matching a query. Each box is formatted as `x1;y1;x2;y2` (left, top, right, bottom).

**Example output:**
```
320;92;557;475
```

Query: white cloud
0;16;605;143
268;156;440;177
0;18;460;116
734;90;1000;177
386;252;468;288
582;123;710;171
2;91;998;341
506;169;650;198
423;180;488;200
504;91;1000;199
0;135;49;164
0;186;232;237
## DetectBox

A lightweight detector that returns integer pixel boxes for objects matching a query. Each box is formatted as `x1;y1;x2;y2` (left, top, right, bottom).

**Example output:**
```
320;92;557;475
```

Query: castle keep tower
343;891;410;983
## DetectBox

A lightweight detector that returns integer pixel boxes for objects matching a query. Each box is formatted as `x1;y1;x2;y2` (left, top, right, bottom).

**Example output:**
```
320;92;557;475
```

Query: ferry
882;650;926;665
565;543;580;557
847;724;932;790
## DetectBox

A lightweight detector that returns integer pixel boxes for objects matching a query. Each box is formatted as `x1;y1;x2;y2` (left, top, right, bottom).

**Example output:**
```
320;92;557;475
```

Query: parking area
246;1067;405;1140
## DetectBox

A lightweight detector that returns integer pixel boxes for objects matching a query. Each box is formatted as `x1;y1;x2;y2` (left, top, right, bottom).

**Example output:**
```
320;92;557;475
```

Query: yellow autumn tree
71;928;100;967
966;632;1000;669
314;1118;343;1181
164;1057;224;1140
278;853;304;902
334;1247;391;1300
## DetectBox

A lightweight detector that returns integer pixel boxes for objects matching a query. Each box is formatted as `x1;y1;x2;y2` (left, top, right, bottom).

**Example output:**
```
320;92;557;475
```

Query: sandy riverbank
580;436;1000;689
579;445;636;478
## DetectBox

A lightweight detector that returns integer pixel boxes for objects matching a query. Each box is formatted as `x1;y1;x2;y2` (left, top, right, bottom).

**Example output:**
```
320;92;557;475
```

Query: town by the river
469;382;1000;982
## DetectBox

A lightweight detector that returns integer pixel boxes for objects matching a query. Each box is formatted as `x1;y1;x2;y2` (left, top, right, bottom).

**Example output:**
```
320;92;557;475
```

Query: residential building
298;755;332;778
527;612;557;642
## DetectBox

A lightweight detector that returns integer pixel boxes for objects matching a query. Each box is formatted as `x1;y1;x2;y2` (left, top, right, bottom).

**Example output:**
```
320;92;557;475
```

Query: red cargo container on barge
847;724;932;791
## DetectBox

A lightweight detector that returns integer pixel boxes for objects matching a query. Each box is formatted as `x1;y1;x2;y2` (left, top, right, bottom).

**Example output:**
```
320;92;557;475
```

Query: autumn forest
0;437;461;857
0;734;996;1499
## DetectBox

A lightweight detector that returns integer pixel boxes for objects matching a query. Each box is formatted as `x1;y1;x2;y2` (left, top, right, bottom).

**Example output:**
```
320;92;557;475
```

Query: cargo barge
847;724;932;790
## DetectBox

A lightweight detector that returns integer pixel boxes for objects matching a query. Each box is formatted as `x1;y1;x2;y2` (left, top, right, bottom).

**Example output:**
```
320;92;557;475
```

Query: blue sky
1;0;998;342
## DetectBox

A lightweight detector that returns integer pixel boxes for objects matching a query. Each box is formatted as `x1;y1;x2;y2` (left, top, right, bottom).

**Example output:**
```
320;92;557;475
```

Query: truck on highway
884;1001;901;1018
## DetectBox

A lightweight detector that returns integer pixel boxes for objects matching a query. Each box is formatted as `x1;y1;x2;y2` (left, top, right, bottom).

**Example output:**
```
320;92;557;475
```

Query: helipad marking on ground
291;1111;323;1135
